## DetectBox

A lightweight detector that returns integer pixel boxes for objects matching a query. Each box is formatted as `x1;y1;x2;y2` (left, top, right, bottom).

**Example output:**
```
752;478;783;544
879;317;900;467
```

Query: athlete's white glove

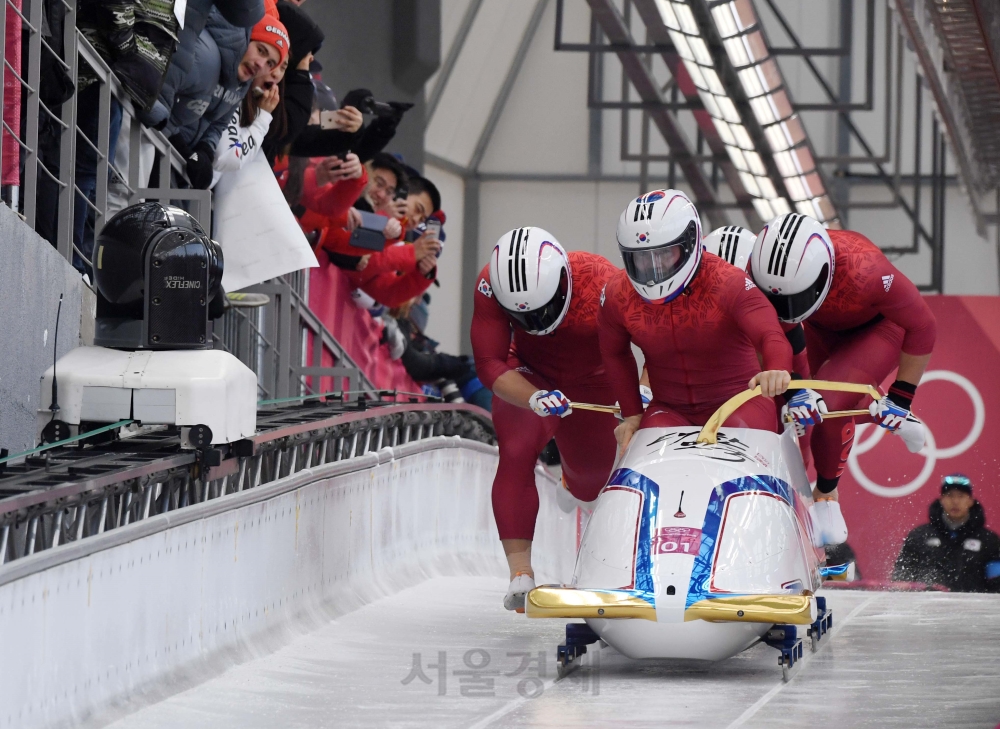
529;389;572;418
786;388;827;426
809;499;848;548
891;412;927;453
614;385;653;421
869;395;908;431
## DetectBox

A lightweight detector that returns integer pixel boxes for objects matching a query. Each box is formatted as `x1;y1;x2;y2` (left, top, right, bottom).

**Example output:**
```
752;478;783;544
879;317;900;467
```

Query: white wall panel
0;440;577;729
425;2;539;167
478;180;640;270
424;0;476;95
478;2;590;175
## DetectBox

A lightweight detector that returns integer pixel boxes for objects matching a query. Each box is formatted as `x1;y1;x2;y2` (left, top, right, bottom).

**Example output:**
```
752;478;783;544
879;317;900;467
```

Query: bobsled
526;380;876;676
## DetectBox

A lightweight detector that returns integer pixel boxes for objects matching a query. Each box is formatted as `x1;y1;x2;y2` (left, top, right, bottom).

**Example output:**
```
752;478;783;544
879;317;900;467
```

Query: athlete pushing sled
471;228;620;611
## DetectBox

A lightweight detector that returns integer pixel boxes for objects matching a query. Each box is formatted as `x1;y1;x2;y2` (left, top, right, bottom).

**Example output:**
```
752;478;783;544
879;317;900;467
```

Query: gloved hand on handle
786;388;827;426
528;390;572;418
869;395;909;431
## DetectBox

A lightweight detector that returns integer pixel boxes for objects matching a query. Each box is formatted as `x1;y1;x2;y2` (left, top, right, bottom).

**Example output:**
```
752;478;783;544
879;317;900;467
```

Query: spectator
892;474;1000;592
403;176;441;230
257;0;338;166
389;295;491;411
146;9;288;189
356;153;407;214
73;0;183;270
212;50;292;185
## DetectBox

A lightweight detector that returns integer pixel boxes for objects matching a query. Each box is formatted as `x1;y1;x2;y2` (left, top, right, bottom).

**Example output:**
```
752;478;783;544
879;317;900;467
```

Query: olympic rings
847;370;985;498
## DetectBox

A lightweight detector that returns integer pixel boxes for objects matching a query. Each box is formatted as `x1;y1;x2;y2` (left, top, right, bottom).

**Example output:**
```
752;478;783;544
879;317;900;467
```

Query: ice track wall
0;437;578;729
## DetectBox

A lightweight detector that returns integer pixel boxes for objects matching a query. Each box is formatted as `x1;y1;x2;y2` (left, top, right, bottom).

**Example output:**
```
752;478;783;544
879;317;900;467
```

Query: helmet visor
505;268;569;334
619;221;698;287
764;264;830;322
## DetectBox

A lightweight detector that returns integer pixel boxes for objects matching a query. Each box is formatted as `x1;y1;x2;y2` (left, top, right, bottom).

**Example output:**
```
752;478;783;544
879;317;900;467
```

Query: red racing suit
598;253;792;431
796;229;937;485
471;251;619;541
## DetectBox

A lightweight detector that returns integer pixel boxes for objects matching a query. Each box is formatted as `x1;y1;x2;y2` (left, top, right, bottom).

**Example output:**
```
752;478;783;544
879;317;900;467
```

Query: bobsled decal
644;430;754;463
605;468;659;603
686;474;794;608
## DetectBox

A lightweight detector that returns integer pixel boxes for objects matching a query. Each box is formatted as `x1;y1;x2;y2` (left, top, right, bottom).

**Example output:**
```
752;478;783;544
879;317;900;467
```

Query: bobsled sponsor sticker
651;526;701;555
478;278;493;298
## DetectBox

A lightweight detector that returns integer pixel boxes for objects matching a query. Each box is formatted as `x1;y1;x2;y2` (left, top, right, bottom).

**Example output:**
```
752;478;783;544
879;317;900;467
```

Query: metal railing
1;0;370;398
0;402;495;565
213;270;376;400
1;0;204;262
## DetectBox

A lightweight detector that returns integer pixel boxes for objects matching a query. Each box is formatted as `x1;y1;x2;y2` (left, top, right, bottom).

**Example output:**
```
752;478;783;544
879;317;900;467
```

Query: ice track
106;579;1000;729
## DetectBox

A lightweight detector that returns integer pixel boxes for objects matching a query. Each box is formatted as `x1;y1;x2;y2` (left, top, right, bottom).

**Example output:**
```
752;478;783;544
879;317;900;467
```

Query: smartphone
424;219;442;239
349;211;389;252
319;110;341;130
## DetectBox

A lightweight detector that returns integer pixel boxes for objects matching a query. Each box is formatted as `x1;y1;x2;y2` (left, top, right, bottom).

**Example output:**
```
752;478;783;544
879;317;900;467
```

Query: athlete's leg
722;395;780;431
640;401;697;429
490;372;559;587
553;384;619;503
809;320;904;493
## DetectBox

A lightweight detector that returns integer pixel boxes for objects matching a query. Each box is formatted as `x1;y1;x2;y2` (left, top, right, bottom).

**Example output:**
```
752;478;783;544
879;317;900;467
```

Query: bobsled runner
527;380;876;679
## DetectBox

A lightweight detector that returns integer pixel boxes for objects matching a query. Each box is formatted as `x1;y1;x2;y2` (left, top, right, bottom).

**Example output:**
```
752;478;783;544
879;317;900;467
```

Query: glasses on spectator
372;175;396;198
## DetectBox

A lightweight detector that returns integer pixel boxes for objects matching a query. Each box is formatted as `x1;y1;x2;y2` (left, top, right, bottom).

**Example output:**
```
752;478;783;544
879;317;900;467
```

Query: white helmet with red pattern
488;227;572;335
616;189;702;304
751;213;835;323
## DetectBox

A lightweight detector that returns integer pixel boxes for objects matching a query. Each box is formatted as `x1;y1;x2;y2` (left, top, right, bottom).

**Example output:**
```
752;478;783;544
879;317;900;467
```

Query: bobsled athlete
751;214;936;544
471;228;620;612
703;225;756;272
599;190;794;457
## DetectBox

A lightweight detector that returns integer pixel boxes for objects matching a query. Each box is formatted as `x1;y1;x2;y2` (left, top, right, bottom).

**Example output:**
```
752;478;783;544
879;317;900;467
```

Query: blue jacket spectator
147;9;285;188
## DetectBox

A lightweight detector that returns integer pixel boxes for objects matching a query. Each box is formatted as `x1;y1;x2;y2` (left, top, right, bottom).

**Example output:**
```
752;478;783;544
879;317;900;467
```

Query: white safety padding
213;155;318;293
0;438;577;729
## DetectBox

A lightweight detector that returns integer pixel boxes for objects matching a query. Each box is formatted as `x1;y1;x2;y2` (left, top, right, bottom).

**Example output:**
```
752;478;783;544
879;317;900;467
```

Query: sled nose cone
524;586;657;621
685;595;817;625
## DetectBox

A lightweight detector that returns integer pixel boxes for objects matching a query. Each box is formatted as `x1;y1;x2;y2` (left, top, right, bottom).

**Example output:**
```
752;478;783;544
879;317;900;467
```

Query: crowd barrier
0;436;577;729
307;250;423;396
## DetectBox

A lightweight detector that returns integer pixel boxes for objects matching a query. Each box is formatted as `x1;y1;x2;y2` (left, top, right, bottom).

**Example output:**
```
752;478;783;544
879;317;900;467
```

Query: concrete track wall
0;204;92;453
0;437;575;729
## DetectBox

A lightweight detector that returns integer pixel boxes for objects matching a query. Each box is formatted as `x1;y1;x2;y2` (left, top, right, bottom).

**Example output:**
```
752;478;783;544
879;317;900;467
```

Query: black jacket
892;501;1000;593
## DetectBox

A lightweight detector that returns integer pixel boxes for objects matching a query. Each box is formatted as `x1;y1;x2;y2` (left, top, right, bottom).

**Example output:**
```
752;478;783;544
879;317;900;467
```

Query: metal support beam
459;177;480;355
587;0;722;218
588;13;603;176
834;0;854;223
469;0;549;173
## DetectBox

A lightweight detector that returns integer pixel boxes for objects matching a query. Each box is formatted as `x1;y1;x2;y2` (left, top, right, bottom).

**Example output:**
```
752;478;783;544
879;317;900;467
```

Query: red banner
3;0;21;186
837;296;999;580
307;251;423;397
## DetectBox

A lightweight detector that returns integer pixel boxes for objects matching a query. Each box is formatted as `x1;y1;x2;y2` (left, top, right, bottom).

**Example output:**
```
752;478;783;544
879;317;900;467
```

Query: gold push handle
696;379;881;445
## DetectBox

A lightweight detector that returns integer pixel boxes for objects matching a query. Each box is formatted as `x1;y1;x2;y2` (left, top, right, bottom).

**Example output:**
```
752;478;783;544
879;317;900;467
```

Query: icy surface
105;581;1000;729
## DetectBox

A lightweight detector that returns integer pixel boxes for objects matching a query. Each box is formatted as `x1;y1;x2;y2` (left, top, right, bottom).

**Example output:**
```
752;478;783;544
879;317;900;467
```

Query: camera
341;88;414;119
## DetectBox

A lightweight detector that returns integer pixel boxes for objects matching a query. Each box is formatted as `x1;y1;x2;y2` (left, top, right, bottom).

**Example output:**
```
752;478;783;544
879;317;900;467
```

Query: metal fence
0;402;495;565
214;270;376;400
0;0;370;397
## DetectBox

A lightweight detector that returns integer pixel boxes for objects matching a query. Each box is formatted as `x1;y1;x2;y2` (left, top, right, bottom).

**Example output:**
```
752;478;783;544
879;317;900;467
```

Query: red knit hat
250;15;290;68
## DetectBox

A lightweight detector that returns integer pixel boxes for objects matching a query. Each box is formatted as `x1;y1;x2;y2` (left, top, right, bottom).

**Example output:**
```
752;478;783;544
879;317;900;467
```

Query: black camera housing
94;202;223;350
